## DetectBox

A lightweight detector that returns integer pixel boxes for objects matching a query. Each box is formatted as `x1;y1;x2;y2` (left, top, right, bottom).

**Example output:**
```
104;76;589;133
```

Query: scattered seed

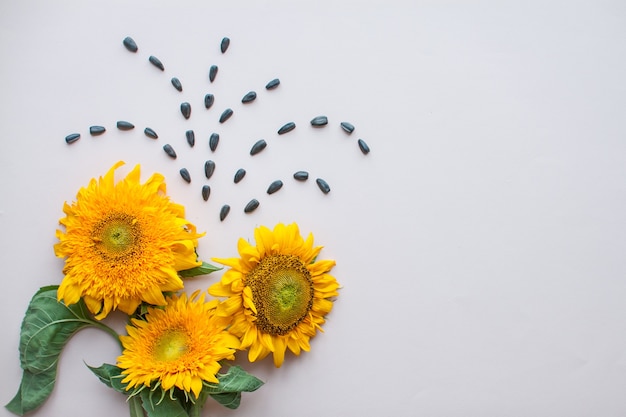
186;130;195;147
163;144;177;159
358;139;370;154
219;108;233;123
202;185;211;201
293;171;309;181
89;126;106;136
149;55;164;71
241;91;257;103
310;116;328;127
267;180;283;194
209;133;219;151
180;102;191;119
244;199;260;213
220;204;230;221
117;121;134;130
234;168;246;183
209;65;218;82
278;122;296;135
204;160;216;179
250;139;267;156
144;127;158;139
180;168;191;183
265;78;280;90
171;77;182;92
204;94;215;109
340;121;355;134
220;37;230;53
316;178;331;194
123;36;138;53
65;133;80;144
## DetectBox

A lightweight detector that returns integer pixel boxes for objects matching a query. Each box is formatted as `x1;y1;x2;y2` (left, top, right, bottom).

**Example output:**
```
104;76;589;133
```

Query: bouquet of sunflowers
6;161;339;417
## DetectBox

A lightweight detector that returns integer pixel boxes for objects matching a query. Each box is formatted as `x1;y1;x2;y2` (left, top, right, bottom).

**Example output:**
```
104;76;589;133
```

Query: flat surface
1;1;626;416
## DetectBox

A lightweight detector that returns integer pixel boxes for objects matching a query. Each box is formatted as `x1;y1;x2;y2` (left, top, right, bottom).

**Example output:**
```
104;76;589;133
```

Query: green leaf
209;392;242;409
5;286;108;415
140;389;189;417
178;261;221;278
86;363;128;394
206;366;264;410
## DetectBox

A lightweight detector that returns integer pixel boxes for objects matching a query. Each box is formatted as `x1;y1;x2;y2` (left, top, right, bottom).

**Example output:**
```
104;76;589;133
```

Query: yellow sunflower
117;291;240;398
55;161;203;319
209;223;339;367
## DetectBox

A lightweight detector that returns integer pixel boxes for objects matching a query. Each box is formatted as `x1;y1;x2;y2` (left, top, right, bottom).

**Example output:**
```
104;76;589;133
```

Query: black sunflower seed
316;178;331;194
220;204;230;221
358;139;370;155
267;180;283;194
204;160;216;179
65;133;80;144
234;168;246;183
89;126;106;136
163;144;177;159
293;171;309;181
149;55;164;71
265;78;280;90
220;37;230;53
310;116;328;127
241;91;257;103
186;130;195;147
171;77;182;92
202;185;211;201
209;133;219;151
250;139;267;156
116;121;134;131
244;199;259;213
209;65;218;82
340;121;355;134
144;127;158;139
180;168;191;183
278;122;296;135
219;108;233;123
204;94;215;109
122;36;138;53
180;102;191;119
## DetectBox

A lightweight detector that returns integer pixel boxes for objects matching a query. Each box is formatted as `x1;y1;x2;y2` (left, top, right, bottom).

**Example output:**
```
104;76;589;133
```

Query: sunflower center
92;213;141;260
153;329;189;362
246;254;314;336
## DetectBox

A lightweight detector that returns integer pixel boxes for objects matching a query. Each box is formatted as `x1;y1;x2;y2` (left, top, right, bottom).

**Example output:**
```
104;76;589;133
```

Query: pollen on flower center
246;254;313;336
153;329;189;362
92;213;141;260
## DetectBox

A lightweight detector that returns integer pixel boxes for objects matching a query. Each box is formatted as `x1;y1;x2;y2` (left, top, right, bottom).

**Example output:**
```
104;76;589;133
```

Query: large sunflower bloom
209;223;339;367
55;161;203;319
117;291;240;398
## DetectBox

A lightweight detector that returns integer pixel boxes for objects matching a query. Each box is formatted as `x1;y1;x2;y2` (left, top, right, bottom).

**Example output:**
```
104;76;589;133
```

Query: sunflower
55;161;203;319
117;291;240;398
209;223;339;367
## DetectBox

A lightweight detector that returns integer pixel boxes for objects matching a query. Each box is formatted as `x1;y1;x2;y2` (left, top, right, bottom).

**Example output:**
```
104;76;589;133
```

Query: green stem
129;395;144;417
92;321;123;349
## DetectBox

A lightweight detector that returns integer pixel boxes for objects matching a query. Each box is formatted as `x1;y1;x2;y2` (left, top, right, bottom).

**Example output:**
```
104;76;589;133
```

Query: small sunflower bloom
54;161;203;319
209;223;339;367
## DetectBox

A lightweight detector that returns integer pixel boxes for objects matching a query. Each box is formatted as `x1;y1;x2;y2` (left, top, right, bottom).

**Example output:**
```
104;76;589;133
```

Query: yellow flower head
117;291;240;398
55;161;203;319
209;223;339;367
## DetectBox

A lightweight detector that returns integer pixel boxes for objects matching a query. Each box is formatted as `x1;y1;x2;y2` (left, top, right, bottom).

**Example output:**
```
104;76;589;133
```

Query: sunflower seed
220;204;230;221
149;55;164;71
117;121;134;130
250;139;267;156
180;168;191;183
241;91;257;103
123;36;138;52
358;139;370;154
293;171;309;181
265;78;280;90
220;37;230;53
186;130;195;147
267;180;283;194
244;199;259;213
89;126;106;136
204;94;215;109
202;185;211;201
316;178;330;194
204;160;215;179
340;121;355;134
209;133;219;151
209;65;218;82
234;168;246;183
65;133;80;144
310;116;328;126
171;77;182;92
219;108;233;123
163;144;177;159
180;102;191;119
144;127;158;139
278;122;295;135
